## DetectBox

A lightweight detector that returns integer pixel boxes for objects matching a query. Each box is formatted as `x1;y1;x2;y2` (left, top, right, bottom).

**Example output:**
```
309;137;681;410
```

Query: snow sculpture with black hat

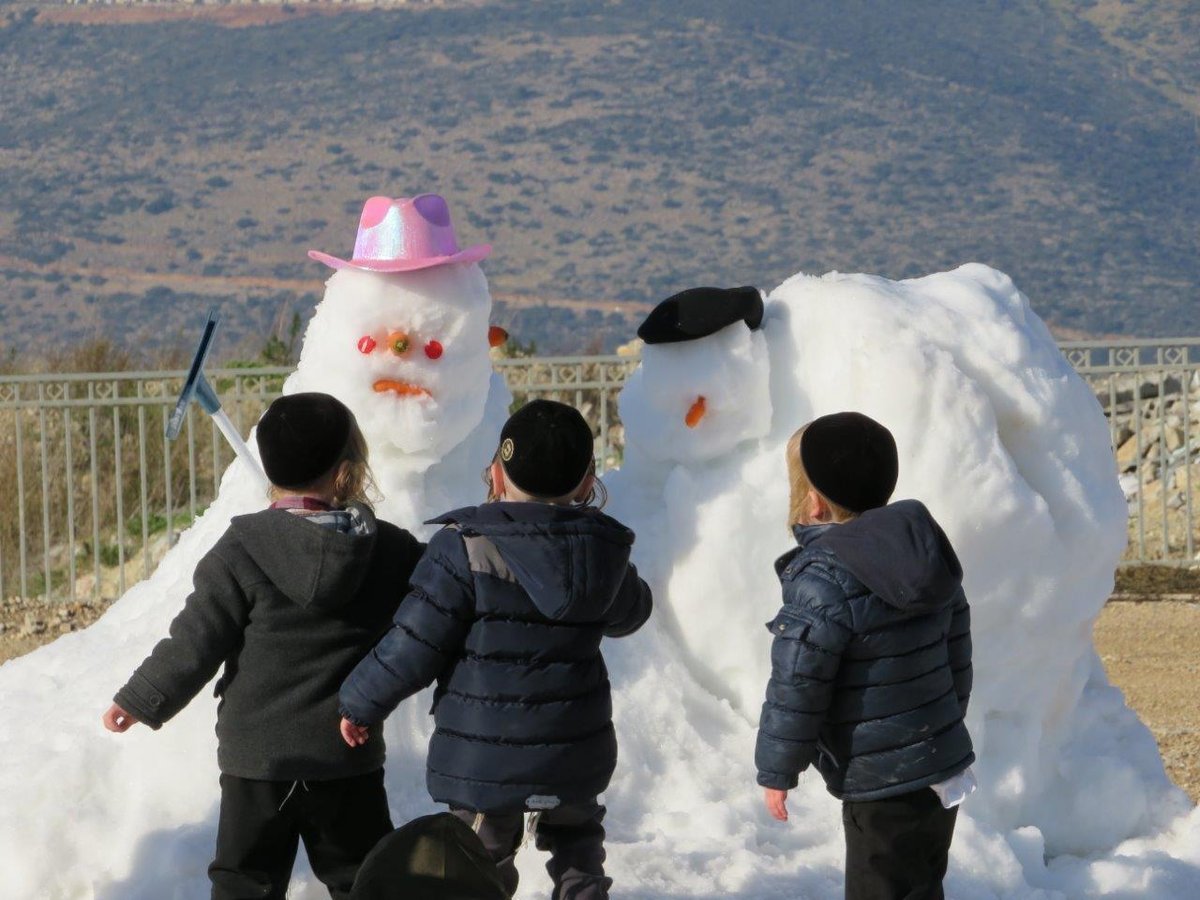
606;262;1188;885
619;285;770;465
605;284;781;717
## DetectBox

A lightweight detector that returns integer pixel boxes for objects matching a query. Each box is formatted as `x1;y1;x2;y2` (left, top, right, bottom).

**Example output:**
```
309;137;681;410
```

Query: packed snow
1;262;1198;899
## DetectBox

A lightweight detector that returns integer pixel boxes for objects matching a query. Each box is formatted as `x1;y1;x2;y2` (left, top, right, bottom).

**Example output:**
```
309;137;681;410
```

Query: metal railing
1;341;1197;603
1061;338;1200;566
0;367;289;604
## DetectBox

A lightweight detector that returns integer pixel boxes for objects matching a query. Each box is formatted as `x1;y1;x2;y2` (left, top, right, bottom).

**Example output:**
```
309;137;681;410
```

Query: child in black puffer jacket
755;412;975;900
340;399;652;900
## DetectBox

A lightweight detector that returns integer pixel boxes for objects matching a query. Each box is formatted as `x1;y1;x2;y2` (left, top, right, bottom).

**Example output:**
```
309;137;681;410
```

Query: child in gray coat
103;393;424;900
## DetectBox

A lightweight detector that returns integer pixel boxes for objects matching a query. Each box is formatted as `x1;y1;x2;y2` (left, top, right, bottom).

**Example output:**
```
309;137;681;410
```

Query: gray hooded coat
114;504;424;781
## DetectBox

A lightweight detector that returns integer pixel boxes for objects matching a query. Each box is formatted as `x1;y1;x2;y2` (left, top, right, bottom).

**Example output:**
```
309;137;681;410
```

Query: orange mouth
373;379;432;398
685;396;707;428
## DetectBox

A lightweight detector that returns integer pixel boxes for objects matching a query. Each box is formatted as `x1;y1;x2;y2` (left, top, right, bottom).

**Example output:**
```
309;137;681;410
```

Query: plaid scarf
269;497;370;536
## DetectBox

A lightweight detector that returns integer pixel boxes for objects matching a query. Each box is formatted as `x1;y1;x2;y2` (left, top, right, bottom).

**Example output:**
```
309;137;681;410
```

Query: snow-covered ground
1;263;1197;898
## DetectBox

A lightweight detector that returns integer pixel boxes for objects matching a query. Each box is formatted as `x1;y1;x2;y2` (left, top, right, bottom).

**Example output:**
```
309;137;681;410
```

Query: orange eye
387;331;411;356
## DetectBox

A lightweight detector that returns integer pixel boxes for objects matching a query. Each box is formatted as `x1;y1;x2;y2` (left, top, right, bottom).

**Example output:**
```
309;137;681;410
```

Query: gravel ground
1093;599;1200;803
3;588;1197;803
0;595;108;664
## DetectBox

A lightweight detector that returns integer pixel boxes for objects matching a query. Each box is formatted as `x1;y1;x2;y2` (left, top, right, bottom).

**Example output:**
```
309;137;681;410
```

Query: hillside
0;0;1196;356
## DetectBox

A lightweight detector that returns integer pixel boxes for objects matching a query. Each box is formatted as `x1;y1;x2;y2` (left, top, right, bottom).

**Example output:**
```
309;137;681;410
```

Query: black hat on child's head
637;285;764;344
498;399;594;498
800;412;899;513
256;392;354;489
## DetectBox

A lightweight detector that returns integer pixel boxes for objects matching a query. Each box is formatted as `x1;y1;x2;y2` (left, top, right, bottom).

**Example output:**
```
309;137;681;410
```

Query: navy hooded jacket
340;502;652;813
755;500;974;802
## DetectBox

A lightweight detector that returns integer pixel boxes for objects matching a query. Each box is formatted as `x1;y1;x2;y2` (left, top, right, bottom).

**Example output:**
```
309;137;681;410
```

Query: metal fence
1;342;1197;603
1061;338;1200;566
0;367;289;605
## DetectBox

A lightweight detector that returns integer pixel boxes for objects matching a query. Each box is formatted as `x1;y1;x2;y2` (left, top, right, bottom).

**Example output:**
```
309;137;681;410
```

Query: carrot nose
488;325;509;348
685;396;707;428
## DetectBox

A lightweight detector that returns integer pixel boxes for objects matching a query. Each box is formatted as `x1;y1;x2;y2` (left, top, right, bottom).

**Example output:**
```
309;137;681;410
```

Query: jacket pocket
768;613;812;677
767;612;811;639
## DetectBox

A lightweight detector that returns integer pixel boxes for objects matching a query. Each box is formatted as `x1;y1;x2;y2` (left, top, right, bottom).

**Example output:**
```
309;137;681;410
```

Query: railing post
15;393;28;600
38;383;52;599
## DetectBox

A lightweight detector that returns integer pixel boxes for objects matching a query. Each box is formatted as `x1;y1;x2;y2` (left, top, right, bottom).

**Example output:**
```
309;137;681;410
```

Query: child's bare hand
340;717;370;747
764;787;789;822
102;703;140;733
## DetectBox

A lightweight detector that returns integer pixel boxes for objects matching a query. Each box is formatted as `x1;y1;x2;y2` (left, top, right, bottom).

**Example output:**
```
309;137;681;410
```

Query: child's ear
489;460;507;499
807;489;829;523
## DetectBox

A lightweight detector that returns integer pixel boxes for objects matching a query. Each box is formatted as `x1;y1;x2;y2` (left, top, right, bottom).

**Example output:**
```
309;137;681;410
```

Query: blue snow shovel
166;309;268;490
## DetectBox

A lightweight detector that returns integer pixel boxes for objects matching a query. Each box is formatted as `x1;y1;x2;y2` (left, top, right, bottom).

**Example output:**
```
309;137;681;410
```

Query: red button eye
357;335;376;354
424;340;444;360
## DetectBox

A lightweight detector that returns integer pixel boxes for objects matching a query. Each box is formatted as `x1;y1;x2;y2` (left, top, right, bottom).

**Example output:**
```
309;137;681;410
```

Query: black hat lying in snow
349;813;508;900
637;285;764;344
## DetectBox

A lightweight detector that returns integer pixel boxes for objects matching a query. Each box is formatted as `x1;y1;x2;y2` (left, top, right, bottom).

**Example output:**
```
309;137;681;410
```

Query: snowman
0;193;511;898
289;193;511;534
281;192;514;831
605;285;787;717
613;263;1185;860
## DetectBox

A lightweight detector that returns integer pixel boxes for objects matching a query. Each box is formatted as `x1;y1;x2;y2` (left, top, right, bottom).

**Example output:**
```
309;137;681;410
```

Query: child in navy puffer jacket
340;399;652;900
755;412;975;900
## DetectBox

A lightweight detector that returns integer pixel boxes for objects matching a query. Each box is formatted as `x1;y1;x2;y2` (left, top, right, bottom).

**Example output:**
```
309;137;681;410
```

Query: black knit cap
498;399;594;498
800;412;899;513
637;285;764;344
255;392;354;489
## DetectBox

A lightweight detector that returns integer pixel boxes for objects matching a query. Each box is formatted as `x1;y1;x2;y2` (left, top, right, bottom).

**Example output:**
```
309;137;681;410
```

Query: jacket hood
231;503;378;611
429;503;634;622
794;499;963;614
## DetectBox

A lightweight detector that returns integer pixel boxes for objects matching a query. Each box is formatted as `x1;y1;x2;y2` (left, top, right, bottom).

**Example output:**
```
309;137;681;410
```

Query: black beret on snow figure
637;285;764;345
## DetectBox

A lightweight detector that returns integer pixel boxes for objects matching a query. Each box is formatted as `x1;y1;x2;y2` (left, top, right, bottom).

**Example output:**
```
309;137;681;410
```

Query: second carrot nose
685;396;707;428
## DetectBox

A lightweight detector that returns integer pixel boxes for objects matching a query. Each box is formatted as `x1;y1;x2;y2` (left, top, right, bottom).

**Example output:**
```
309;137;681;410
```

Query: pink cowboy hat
308;194;491;272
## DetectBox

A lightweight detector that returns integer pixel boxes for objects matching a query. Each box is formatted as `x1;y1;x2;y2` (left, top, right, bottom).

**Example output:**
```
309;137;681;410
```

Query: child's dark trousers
841;787;958;900
451;800;612;899
209;769;393;900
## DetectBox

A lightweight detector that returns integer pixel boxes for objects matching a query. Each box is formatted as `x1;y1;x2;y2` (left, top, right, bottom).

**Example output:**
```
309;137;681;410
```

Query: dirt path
1093;599;1200;803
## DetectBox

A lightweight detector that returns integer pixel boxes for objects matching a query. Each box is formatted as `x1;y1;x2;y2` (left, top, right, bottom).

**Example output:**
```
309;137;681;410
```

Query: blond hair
267;417;377;508
786;424;856;527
